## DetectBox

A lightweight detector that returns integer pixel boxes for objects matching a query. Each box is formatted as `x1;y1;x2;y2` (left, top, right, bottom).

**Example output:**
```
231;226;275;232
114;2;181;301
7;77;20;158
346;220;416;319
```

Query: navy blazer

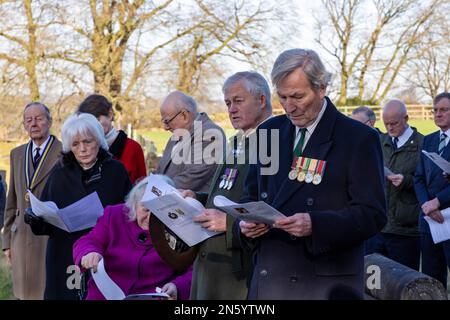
238;97;387;299
414;131;450;233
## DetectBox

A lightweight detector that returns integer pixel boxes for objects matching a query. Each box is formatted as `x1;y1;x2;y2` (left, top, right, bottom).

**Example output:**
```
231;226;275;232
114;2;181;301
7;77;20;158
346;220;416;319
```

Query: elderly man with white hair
156;91;224;192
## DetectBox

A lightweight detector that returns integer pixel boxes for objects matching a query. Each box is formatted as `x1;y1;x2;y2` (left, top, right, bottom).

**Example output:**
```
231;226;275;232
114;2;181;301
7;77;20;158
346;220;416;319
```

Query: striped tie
438;133;447;155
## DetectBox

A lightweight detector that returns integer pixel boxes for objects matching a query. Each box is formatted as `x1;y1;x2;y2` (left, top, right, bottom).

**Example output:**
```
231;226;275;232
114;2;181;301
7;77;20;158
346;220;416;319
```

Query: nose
283;98;297;113
228;103;238;114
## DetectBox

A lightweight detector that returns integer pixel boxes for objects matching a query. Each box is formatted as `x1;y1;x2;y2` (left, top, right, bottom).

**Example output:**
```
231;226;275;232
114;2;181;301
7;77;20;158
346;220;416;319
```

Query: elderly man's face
276;68;325;128
224;81;266;132
433;98;450;131
71;132;99;168
23;105;52;144
160;102;188;132
382;109;408;138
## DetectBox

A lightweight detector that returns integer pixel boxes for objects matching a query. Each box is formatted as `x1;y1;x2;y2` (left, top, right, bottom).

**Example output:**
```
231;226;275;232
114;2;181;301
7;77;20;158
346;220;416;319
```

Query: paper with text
424;208;450;244
28;190;104;232
422;150;450;173
143;192;219;247
213;195;287;225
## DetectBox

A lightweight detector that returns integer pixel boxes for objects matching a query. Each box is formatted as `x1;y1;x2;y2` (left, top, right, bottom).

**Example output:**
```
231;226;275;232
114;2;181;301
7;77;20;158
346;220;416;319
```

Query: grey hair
352;106;376;122
167;90;198;113
434;92;450;106
60;112;108;153
271;49;332;90
24;102;52;121
383;99;407;117
222;71;272;111
125;174;176;221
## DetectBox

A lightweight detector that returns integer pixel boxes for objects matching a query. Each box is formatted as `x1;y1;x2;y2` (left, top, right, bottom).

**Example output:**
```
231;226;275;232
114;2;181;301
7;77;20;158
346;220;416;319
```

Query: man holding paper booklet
186;71;273;300
414;92;450;289
25;113;131;299
236;49;387;299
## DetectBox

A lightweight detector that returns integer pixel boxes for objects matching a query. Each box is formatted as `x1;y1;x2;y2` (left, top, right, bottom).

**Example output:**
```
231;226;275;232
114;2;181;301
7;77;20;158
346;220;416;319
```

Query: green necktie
294;128;306;157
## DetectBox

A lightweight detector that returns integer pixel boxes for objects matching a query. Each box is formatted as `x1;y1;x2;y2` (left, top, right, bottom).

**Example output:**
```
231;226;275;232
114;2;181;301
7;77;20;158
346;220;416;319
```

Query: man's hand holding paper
273;213;312;237
239;220;269;239
192;209;227;233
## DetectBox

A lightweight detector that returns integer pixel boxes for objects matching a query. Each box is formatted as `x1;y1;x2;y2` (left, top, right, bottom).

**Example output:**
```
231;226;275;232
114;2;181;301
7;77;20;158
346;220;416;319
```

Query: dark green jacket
190;133;252;300
381;127;423;236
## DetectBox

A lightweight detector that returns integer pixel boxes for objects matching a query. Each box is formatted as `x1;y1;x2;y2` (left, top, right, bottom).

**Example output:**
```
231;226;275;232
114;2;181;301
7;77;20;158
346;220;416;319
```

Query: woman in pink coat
73;176;192;300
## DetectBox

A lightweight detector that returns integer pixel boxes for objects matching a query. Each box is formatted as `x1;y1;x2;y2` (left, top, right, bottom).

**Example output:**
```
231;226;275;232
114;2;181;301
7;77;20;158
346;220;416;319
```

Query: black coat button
261;192;268;199
290;276;298;283
260;269;268;277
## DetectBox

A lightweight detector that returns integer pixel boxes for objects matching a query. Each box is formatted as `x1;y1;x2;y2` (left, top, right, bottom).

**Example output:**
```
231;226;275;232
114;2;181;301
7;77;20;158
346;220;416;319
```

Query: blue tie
392;137;399;150
438;133;447;155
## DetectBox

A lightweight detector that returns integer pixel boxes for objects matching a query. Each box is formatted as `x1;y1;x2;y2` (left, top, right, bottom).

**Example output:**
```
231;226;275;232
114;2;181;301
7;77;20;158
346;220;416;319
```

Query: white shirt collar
393;126;413;148
32;135;51;155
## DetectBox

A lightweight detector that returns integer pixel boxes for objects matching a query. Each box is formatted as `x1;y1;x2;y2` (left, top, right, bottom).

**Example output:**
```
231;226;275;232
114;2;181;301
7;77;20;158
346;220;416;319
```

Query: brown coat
2;137;62;300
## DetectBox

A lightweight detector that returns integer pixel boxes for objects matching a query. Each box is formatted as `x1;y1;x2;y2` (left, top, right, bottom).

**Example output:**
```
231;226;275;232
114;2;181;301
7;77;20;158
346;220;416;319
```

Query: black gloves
24;207;44;227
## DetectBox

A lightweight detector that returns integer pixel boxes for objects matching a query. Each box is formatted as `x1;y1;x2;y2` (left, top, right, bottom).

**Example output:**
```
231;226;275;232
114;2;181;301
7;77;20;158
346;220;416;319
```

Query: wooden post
364;253;448;300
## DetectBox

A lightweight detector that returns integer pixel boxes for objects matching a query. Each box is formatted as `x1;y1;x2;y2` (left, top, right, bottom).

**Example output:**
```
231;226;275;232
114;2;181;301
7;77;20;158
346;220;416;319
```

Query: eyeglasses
431;108;450;115
161;110;184;126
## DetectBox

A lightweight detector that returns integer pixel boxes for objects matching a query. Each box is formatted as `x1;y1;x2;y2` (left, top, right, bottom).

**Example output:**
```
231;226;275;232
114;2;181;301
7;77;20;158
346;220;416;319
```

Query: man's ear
108;109;114;121
259;95;266;110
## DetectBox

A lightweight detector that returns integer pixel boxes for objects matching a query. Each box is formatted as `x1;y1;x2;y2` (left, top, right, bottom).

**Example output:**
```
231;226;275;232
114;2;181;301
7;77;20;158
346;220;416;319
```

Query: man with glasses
155;91;224;192
415;92;450;288
350;106;382;134
365;100;423;270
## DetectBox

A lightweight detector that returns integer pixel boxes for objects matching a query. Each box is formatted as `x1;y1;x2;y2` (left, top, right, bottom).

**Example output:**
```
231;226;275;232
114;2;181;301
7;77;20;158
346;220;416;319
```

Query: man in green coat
366;99;423;270
186;71;272;299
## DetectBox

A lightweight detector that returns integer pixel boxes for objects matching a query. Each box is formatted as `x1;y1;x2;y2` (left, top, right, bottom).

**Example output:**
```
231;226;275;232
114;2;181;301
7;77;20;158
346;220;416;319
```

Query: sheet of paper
384;166;395;177
143;193;218;247
58;192;104;232
213;195;287;225
424;208;450;244
28;190;68;231
422;150;450;173
91;259;126;300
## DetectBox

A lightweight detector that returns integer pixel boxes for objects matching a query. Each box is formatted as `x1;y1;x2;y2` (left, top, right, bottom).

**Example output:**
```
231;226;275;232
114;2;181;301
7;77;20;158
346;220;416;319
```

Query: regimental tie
288;128;307;181
438;133;447;155
294;128;307;157
33;147;41;168
392;137;399;150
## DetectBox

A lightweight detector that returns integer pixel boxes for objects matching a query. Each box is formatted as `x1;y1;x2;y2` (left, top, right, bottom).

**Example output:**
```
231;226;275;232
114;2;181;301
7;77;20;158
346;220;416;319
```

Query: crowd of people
1;47;449;300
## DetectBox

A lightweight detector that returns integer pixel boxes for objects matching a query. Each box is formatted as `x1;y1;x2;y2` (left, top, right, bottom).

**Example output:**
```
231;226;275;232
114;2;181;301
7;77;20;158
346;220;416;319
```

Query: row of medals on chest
289;156;326;185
